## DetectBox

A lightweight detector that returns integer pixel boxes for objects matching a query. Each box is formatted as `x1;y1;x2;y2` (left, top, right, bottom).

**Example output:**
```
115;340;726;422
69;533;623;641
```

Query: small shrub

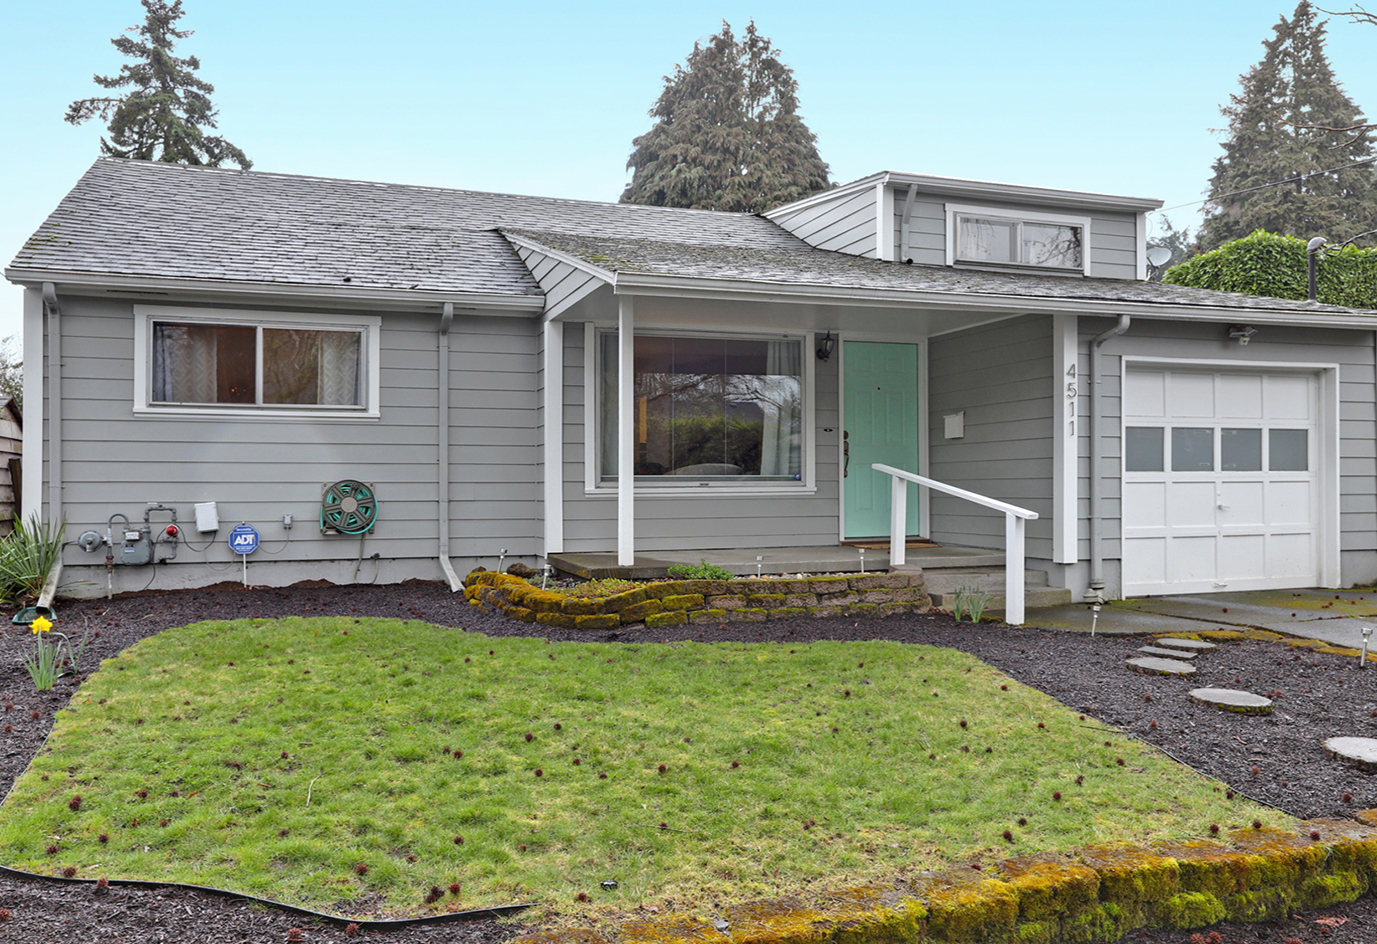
665;559;735;580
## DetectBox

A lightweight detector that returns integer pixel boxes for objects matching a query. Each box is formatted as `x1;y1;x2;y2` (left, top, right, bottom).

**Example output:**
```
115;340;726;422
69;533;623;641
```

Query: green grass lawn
0;616;1292;920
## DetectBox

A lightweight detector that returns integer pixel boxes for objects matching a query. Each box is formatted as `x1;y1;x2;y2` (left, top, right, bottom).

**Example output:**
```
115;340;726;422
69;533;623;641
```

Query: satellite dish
1147;247;1173;267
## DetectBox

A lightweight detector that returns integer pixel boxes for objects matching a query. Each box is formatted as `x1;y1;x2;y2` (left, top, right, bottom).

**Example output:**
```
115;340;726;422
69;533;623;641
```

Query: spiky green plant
0;514;65;603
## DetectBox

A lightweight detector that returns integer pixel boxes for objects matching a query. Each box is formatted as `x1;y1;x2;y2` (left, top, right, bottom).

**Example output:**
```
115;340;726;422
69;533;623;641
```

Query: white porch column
1052;314;1079;564
542;319;564;556
617;297;635;565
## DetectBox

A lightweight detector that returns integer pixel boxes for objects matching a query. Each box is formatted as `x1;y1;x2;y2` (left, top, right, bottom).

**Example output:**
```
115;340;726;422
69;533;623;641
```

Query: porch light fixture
1227;324;1257;346
816;331;836;361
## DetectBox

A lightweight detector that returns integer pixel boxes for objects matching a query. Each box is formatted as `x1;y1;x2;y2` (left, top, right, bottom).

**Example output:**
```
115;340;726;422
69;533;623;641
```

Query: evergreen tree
622;21;830;213
1200;1;1375;251
65;0;251;169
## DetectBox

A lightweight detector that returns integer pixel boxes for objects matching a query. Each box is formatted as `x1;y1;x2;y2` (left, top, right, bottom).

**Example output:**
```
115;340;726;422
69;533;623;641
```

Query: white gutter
4;269;545;315
1087;315;1131;603
436;302;461;592
42;283;61;529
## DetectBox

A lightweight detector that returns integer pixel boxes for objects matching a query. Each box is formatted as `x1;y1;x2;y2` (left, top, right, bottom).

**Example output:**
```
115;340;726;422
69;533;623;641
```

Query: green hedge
1163;230;1377;309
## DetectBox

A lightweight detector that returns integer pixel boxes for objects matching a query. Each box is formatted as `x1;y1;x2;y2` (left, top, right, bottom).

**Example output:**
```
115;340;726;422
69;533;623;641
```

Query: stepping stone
1155;637;1218;652
1138;645;1198;659
1324;737;1377;773
1126;656;1196;676
1189;688;1273;715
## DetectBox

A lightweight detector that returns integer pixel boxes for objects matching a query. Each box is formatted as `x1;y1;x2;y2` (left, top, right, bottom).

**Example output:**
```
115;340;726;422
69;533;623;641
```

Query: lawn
0;616;1292;920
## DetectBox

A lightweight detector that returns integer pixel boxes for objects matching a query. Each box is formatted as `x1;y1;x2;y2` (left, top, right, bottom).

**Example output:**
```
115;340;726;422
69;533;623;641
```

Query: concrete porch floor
547;543;1006;580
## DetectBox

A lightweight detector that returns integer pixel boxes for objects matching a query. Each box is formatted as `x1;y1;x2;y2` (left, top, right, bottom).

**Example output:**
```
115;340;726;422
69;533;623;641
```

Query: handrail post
890;474;907;567
1005;512;1025;626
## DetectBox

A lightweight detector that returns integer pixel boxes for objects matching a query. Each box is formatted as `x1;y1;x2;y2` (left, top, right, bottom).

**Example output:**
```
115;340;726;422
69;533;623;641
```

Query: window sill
951;261;1085;278
584;485;817;498
133;406;381;421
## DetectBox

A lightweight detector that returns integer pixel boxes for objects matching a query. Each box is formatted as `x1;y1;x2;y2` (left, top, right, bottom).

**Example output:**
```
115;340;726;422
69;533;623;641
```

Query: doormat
842;540;942;550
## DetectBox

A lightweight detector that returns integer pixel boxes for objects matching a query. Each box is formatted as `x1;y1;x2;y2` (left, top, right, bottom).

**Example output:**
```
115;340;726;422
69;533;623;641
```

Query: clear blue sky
3;0;1375;342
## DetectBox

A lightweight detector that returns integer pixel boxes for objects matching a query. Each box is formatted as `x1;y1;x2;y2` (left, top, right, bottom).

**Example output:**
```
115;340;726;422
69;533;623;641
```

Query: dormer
766;171;1164;280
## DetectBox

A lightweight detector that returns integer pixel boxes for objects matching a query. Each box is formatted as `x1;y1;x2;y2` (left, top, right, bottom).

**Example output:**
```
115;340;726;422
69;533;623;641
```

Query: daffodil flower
31;615;53;634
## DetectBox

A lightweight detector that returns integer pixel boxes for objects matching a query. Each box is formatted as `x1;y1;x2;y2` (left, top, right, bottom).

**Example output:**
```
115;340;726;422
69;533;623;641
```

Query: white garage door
1122;367;1320;596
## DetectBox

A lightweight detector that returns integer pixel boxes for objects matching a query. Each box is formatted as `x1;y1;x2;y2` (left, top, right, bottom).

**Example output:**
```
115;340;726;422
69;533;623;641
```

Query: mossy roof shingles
10;157;1374;319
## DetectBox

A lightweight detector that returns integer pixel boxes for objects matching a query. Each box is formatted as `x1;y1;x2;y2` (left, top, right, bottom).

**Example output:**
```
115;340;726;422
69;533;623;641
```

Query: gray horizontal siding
927;315;1055;557
45;295;541;590
771;188;878;258
515;243;604;316
893;195;1141;279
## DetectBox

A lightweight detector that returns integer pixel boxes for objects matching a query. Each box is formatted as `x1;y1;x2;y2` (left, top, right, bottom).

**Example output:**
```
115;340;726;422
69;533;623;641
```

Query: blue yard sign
228;524;260;555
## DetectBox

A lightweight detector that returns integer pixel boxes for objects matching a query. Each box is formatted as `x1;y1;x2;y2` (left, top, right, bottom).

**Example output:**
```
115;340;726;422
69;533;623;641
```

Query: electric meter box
194;502;220;533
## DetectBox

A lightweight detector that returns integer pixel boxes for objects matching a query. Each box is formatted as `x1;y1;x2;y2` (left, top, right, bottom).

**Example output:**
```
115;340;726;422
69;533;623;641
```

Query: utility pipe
436;302;461;591
898;183;918;263
1087;314;1131;603
42;283;62;531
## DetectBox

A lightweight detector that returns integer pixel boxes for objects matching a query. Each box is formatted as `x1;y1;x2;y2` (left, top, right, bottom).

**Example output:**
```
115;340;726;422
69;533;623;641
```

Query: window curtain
153;324;217;403
760;341;801;477
318;331;361;405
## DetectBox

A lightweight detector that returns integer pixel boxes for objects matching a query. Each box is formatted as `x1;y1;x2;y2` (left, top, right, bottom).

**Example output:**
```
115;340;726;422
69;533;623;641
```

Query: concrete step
924;569;1051;594
935;586;1075;613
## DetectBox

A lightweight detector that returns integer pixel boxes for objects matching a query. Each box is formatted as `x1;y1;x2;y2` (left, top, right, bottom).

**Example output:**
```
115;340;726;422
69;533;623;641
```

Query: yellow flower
31;615;53;634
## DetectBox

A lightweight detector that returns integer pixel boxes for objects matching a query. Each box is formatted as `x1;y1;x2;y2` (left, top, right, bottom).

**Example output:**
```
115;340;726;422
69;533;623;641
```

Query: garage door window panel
1269;429;1308;471
1125;427;1164;472
1171;428;1214;472
1221;428;1262;472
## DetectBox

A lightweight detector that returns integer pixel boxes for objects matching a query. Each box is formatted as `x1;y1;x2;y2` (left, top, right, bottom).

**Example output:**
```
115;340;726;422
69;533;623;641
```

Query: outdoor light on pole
1361;624;1372;668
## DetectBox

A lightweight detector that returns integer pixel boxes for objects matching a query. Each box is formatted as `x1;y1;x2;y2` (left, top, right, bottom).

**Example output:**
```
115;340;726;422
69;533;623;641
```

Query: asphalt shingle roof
505;230;1376;317
8;159;795;298
9;158;1374;319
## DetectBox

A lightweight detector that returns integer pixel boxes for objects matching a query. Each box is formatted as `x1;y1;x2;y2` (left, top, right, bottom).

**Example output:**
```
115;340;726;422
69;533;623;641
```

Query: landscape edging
462;571;932;628
508;816;1377;944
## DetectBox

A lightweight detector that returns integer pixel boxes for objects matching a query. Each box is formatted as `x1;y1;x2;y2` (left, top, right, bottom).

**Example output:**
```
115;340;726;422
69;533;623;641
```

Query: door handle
843;430;850;478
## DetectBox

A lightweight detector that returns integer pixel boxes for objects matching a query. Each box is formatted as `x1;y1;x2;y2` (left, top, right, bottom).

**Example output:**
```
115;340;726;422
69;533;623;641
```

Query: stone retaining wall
463;571;931;629
512;816;1377;944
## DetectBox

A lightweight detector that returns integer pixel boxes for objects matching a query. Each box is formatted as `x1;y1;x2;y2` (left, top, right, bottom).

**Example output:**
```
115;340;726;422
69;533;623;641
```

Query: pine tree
65;0;251;169
622;21;830;214
1200;1;1375;251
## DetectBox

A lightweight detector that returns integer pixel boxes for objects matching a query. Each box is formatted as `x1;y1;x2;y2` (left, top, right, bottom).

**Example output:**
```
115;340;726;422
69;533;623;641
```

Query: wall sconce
1227;324;1257;346
816;330;836;361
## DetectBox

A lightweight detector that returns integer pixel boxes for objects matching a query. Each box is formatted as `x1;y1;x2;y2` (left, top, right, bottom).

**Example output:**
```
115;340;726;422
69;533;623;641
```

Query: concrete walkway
1028;588;1377;648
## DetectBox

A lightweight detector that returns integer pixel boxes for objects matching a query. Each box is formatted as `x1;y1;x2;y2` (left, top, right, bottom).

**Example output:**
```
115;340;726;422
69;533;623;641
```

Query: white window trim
944;203;1091;275
582;325;816;497
133;306;382;420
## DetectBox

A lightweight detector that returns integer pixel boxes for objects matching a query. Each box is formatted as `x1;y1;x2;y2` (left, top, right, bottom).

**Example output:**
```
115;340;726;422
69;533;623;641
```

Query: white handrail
872;463;1039;626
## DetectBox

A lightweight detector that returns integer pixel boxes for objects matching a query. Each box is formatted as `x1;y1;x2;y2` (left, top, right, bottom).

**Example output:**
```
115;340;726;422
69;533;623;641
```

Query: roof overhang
768;171;1164;219
610;271;1377;330
4;268;545;316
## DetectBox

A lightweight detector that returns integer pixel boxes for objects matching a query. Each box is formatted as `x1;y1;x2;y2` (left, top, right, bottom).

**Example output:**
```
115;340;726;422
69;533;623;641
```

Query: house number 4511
1065;364;1078;437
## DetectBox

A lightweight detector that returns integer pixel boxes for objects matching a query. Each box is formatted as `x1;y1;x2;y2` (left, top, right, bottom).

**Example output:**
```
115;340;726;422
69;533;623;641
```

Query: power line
1155;156;1377;215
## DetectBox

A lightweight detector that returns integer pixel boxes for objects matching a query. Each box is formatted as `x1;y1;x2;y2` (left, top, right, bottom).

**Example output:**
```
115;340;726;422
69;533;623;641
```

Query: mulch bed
2;580;1376;943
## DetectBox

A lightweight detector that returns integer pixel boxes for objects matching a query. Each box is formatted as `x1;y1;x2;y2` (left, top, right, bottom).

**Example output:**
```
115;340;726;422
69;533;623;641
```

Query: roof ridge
92;157;767;220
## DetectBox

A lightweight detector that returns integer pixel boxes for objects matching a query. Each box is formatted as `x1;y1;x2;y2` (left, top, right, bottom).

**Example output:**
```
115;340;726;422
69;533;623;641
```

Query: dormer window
946;204;1090;275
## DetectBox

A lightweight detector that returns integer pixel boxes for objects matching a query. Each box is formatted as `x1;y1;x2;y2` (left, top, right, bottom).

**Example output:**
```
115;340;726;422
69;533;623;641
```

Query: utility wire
1155;156;1377;215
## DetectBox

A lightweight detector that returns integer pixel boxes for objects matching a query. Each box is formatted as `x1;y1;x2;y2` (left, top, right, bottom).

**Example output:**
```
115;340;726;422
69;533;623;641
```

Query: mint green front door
843;341;920;539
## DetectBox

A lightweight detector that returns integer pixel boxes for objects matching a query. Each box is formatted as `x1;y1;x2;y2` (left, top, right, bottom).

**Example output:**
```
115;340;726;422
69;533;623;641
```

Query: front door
843;341;920;539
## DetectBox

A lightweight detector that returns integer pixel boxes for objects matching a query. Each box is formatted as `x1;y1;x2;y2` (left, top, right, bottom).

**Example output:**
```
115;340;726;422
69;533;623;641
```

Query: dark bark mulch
2;580;1375;942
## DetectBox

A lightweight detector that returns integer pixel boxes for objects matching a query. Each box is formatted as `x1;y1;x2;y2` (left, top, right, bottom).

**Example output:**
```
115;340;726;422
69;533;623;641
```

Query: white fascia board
883;171;1163;214
3;268;545;315
499;232;615;320
611;272;1377;328
764;172;889;219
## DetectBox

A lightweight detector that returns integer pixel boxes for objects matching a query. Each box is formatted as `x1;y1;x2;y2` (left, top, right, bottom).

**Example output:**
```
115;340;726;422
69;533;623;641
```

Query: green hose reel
321;480;378;535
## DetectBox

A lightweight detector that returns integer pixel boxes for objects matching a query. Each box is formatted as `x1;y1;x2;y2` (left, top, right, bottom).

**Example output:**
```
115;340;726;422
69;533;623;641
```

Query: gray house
8;158;1377;609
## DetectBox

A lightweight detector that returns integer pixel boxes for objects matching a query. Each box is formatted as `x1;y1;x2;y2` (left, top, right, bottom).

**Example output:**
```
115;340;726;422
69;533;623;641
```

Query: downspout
1086;314;1130;604
436;302;461;591
898;183;918;263
42;283;62;527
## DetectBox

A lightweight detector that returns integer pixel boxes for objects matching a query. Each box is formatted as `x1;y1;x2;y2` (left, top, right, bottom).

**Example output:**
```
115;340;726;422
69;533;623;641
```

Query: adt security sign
228;524;260;555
